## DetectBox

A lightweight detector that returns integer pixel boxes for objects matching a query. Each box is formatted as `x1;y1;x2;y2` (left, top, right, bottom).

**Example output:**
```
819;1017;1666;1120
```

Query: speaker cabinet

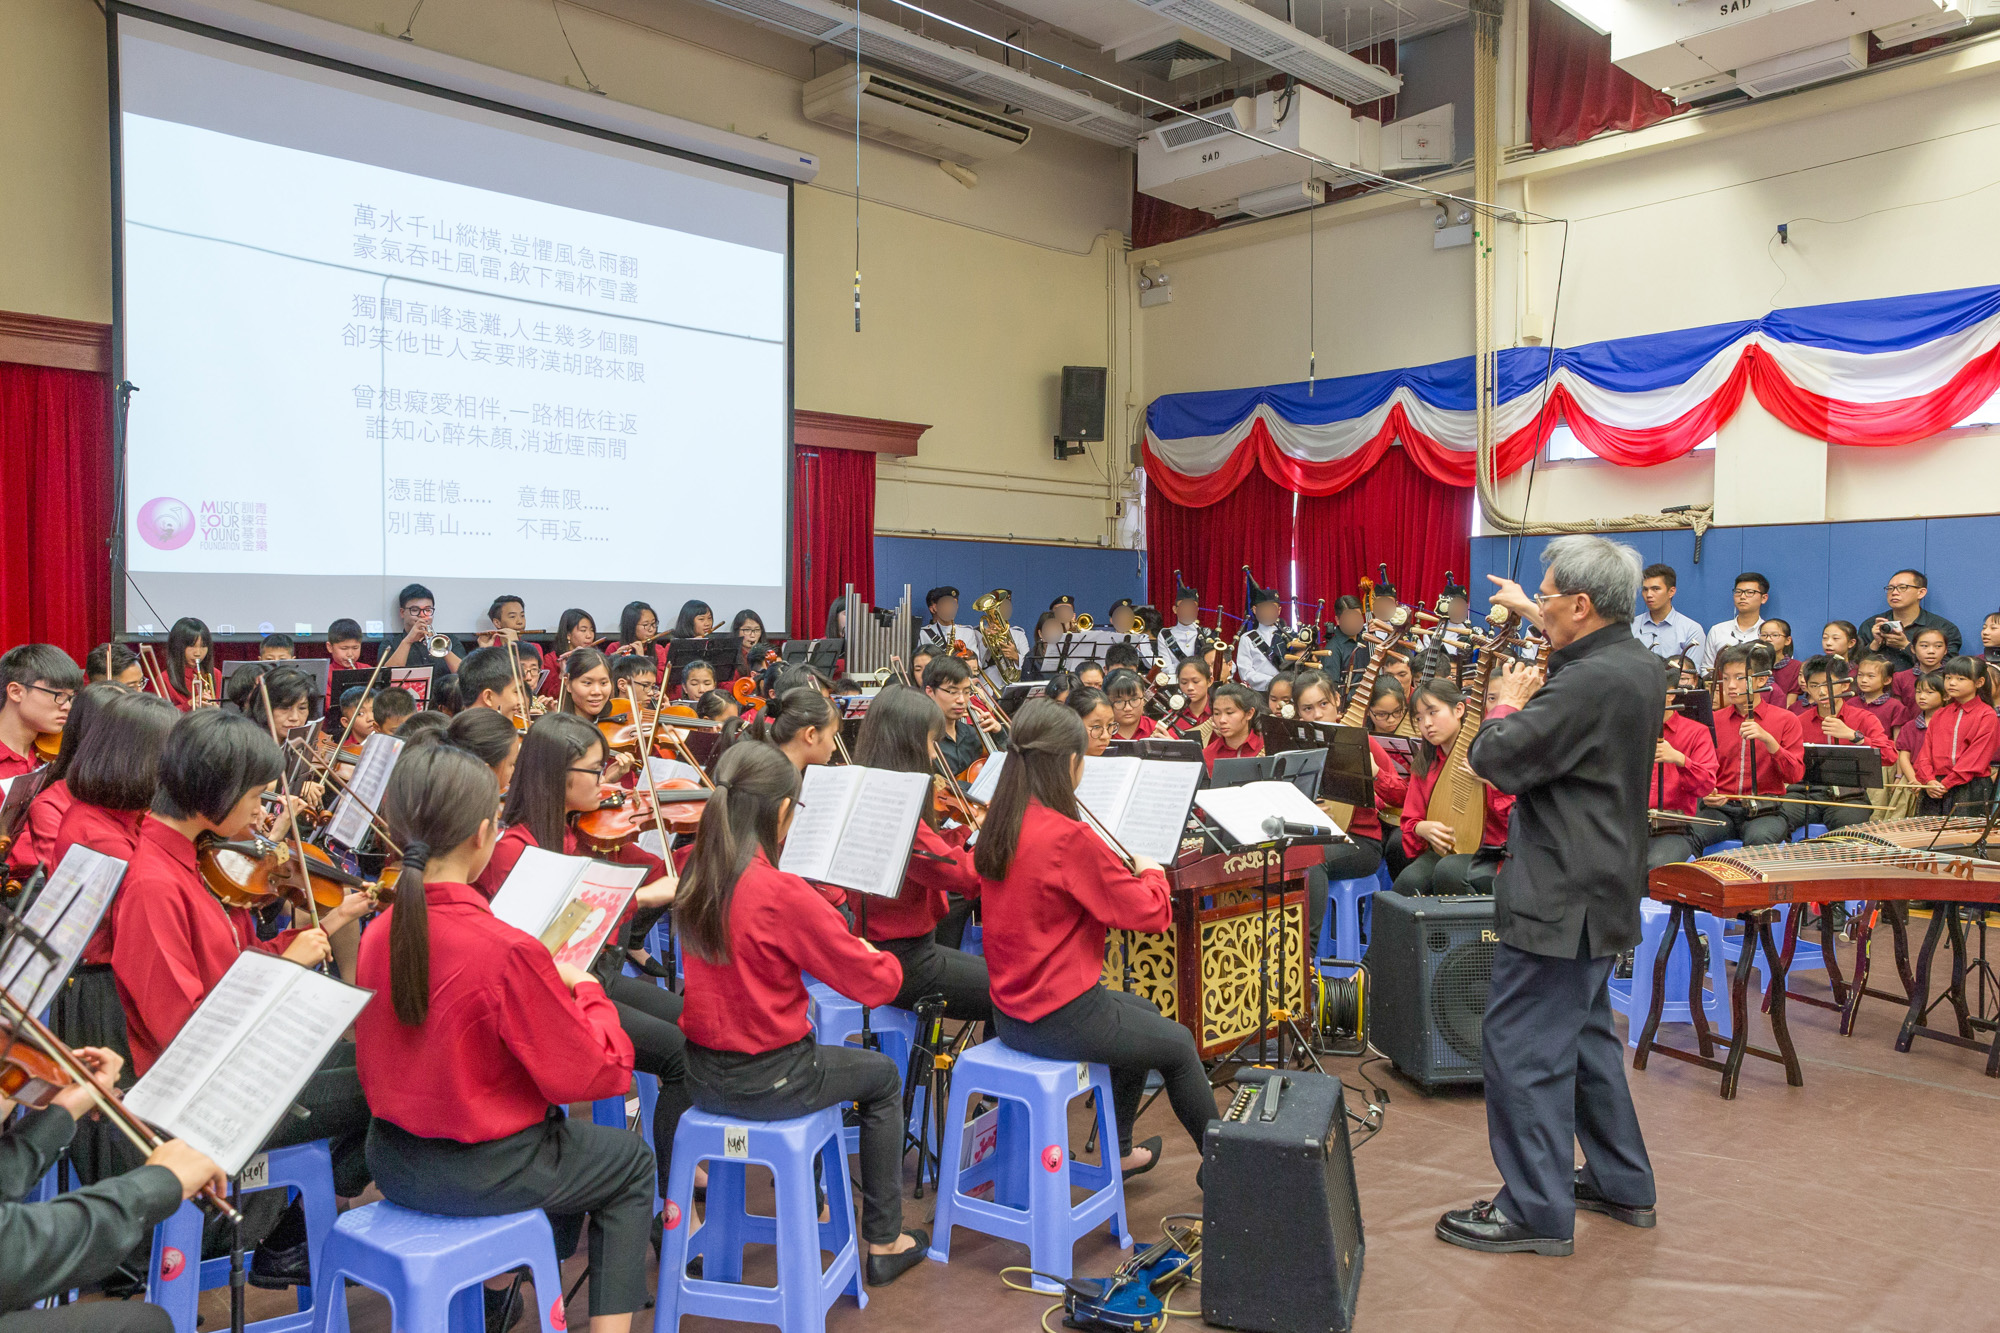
1366;890;1496;1090
1058;365;1107;442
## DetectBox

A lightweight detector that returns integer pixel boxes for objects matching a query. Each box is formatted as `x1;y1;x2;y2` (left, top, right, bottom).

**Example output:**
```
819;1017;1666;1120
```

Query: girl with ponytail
356;745;658;1333
673;741;927;1285
974;699;1216;1183
750;685;839;769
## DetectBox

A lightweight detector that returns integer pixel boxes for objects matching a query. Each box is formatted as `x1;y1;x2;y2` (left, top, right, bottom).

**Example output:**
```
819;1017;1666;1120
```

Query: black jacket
0;1106;184;1311
1468;623;1664;959
1854;606;1962;674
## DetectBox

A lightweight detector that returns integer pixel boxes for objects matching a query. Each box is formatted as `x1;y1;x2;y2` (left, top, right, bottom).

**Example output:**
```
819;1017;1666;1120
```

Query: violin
932;774;984;827
0;1024;73;1108
574;785;645;854
33;732;61;764
196;834;391;912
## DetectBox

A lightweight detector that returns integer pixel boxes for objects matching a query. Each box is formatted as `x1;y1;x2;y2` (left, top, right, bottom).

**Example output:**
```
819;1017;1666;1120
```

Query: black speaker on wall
1059;365;1107;443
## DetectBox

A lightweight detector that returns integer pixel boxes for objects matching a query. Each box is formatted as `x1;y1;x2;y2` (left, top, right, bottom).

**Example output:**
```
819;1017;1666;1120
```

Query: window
1952;388;2000;429
1542;424;1715;462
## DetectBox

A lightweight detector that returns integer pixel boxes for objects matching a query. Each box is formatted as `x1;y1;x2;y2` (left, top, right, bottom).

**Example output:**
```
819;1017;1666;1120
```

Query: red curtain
1528;0;1682;151
1145;467;1297;623
1296;446;1471;615
0;363;112;659
790;444;875;637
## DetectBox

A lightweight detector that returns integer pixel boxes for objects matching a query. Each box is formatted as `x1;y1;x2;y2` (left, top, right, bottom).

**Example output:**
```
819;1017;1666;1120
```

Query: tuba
972;591;1020;685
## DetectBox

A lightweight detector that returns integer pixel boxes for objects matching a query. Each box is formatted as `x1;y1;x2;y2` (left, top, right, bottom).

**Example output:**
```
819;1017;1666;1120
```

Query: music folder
1073;755;1204;865
1195;782;1345;850
488;846;647;968
779;764;931;899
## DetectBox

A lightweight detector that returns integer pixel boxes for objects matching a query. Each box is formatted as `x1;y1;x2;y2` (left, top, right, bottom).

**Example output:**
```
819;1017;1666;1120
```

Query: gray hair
1542;535;1642;625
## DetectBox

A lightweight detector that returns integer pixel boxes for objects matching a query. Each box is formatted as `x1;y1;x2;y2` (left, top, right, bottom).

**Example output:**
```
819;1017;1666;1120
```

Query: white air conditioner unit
1382;103;1454;171
1235;181;1323;217
1131;0;1401;103
1873;0;1970;44
1137;86;1378;214
1736;34;1867;95
1548;0;1945;92
1664;71;1739;102
803;66;1030;164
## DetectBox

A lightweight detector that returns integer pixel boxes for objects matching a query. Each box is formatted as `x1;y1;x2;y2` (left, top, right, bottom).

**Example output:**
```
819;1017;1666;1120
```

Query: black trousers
992;986;1216;1159
0;1306;172;1333
1702;802;1793;848
1645;829;1705;870
367;1112;655;1317
1919;776;1995;818
264;1042;372;1198
1482;940;1654;1241
1304;835;1384;943
597;968;693;1196
1380;824;1414;886
684;1038;905;1246
878;935;992;1023
49;967;142;1188
1392;848;1502;898
935;895;976;951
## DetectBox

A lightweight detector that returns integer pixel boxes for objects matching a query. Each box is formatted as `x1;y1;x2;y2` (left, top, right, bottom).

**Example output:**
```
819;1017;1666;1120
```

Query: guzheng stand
1632;902;1802;1100
1894;903;2000;1077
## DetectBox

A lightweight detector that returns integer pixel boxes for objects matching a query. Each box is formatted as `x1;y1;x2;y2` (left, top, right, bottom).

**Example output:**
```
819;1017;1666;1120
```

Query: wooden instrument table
1100;844;1320;1060
1640;833;2000;1096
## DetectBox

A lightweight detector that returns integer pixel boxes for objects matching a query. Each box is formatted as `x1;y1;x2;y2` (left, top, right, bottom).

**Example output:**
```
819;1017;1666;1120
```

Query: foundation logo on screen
136;496;195;550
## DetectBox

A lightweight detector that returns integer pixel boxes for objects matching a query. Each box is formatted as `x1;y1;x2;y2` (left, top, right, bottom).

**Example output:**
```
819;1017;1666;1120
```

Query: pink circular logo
137;497;195;550
663;1200;682;1230
1041;1145;1064;1173
549;1298;567;1330
160;1247;186;1281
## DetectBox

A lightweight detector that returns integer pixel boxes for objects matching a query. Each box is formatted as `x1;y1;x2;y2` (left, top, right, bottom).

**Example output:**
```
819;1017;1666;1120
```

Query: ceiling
994;0;1467;58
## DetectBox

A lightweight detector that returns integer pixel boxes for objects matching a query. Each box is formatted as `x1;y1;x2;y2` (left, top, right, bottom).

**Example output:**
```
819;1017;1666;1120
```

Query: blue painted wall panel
871;537;1147;626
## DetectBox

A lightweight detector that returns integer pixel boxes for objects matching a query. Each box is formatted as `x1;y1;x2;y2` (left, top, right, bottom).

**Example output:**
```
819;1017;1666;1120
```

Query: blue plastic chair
1316;875;1380;976
655;1106;865;1333
308;1202;566;1333
926;1040;1131;1294
1609;898;1732;1045
153;1140;338;1333
807;984;921;1148
961;921;983;957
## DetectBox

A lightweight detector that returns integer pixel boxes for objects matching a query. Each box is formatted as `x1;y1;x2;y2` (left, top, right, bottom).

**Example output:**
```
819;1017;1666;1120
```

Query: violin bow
627;684;679;891
1073;793;1138;872
324;637;393;760
254;672;323;933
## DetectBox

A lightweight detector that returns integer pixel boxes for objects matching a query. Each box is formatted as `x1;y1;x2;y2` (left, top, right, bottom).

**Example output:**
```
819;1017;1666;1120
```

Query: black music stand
1802;745;1884;792
1106;737;1202;762
1213;752;1331;800
781;637;845;672
668;634;744;682
1264;718;1372;808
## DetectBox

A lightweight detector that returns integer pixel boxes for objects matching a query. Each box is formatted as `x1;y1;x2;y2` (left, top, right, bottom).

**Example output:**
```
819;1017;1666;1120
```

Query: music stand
1106;737;1202;762
1263;718;1372;808
781;638;844;673
1803;744;1883;792
669;634;744;681
1210;753;1283;790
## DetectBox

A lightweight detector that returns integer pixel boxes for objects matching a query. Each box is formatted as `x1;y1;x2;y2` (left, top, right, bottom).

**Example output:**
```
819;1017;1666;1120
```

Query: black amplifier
1200;1068;1364;1333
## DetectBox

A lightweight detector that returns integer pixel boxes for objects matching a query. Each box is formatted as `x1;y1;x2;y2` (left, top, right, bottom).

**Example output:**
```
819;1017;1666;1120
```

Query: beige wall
0;0;1134;543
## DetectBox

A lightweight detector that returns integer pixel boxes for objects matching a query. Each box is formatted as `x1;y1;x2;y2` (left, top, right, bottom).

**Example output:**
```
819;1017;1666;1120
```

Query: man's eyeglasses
1884;583;1921;594
29;684;75;708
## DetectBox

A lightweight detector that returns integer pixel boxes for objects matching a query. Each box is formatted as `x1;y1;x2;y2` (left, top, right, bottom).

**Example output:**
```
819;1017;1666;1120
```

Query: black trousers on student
1304;834;1385;943
878;935;992;1023
1482;939;1654;1241
1381;823;1414;884
685;1037;906;1246
265;1042;373;1198
1392;848;1503;898
1702;802;1793;848
48;967;141;1188
992;986;1217;1159
1919;776;1995;818
0;1304;173;1333
367;1111;656;1317
595;965;693;1196
1645;829;1706;870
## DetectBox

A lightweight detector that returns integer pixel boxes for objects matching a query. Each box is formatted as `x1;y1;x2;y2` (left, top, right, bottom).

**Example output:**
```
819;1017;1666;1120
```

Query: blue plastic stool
1722;901;1831;985
1316;875;1380;974
655;1106;865;1333
592;1072;663;1208
1609;899;1732;1046
808;986;920;1148
308;1202;567;1333
961;921;983;956
150;1140;338;1333
926;1040;1131;1294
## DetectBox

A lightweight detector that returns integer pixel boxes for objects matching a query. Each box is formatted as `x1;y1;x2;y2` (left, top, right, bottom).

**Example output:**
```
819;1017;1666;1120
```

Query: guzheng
1818;816;2000;851
1649;838;2000;914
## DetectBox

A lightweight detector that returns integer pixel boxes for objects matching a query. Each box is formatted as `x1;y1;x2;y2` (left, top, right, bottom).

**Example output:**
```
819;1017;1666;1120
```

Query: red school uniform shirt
1400;758;1514;860
1796;700;1895;767
1113;716;1158;741
354;881;632;1143
0;741;39;782
1343;736;1406;844
1711;701;1806;798
1913;699;2000;790
54;800;150;966
111;817;305;1074
1893;713;1929;756
862;821;981;943
7;777;70;873
160;670;218;714
978;799;1171;1024
1202;730;1264;773
1850;691;1909;736
1891;668;1918;710
1650;710;1720;816
678;849;901;1055
1772;658;1803;702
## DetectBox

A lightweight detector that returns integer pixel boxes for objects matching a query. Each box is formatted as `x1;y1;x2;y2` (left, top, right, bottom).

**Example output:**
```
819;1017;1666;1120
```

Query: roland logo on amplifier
1481;929;1498;943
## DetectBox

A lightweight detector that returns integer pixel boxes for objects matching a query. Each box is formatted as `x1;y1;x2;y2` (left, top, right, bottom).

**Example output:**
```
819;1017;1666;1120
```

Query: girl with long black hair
973;700;1215;1181
1393;679;1514;897
356;744;657;1333
850;684;991;1021
162;616;216;711
673;741;925;1284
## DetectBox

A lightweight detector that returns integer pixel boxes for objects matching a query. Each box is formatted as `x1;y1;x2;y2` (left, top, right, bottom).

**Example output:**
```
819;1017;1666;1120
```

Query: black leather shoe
865;1229;930;1286
1121;1137;1163;1181
484;1282;524;1333
1573;1171;1657;1228
247;1237;311;1290
1435;1201;1572;1256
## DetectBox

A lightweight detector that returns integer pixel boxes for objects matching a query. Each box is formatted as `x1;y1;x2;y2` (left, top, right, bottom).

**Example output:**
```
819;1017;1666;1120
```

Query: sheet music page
550;862;647;969
645;757;703;786
167;968;371;1175
778;766;859;882
2;846;127;1018
965;753;1006;806
487;845;585;941
1195;781;1342;847
327;732;404;848
1117;761;1203;864
126;952;293;1130
1075;757;1141;854
824;769;930;898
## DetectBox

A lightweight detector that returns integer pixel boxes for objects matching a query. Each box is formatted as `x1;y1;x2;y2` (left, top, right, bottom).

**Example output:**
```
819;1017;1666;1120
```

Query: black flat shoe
1435;1201;1572;1256
1120;1137;1163;1181
247;1237;311;1290
865;1229;930;1286
484;1282;524;1333
1573;1171;1657;1229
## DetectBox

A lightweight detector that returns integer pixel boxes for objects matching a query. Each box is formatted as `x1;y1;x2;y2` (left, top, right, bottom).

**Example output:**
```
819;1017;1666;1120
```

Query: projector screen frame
104;1;796;640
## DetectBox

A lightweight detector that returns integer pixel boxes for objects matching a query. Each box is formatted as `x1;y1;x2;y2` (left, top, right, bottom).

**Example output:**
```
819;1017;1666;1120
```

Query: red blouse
54;800;150;967
8;777;71;873
1401;757;1515;860
860;821;980;942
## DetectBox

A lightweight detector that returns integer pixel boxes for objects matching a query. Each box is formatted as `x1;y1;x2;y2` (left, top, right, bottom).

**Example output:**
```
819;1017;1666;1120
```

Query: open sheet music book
488;846;647;969
1195;781;1344;849
327;732;403;849
1073;756;1204;865
779;765;931;899
0;846;126;1018
124;953;370;1176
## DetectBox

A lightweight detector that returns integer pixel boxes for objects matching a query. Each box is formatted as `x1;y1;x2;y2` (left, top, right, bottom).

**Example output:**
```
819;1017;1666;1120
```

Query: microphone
1260;816;1338;842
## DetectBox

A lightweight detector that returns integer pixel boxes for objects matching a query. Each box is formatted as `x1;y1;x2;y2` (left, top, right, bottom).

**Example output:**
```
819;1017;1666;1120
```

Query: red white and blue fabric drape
1143;284;2000;507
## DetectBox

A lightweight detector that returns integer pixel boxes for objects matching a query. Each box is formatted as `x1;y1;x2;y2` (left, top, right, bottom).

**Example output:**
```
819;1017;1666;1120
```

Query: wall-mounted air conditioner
804;66;1031;164
1735;34;1866;95
1136;86;1377;215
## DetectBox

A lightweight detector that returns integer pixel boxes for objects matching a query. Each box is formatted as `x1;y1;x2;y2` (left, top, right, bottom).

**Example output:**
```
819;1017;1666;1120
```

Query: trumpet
426;632;454;655
1074;613;1094;632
